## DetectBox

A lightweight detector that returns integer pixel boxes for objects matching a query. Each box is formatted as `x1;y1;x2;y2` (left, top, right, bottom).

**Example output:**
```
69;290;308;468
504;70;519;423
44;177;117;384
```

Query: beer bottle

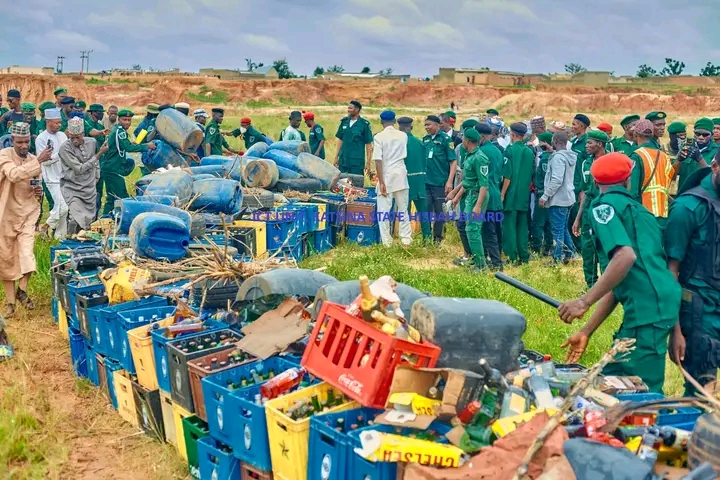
311;395;322;412
350;424;358;430
336;418;345;432
428;387;440;399
357;415;365;427
479;358;509;393
211;358;218;369
251;369;262;384
241;377;248;387
327;390;336;406
269;369;276;379
358;276;381;321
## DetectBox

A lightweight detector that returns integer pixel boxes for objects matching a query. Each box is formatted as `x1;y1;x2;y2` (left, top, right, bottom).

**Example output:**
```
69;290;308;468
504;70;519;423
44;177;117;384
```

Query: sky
1;0;718;78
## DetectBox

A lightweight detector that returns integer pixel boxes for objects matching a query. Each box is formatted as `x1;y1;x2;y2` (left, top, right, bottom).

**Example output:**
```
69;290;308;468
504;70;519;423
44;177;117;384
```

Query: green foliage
245;58;264;72
700;62;720;76
361;66;371;74
636;64;658;78
327;65;345;73
564;63;586;75
84;78;109;85
660;58;685;76
313;66;325;77
187;85;229;104
272;59;296;79
379;68;394;77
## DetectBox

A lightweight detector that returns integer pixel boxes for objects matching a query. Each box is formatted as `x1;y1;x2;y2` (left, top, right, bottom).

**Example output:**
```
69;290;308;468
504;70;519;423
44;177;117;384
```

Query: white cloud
337;14;461;49
461;0;536;19
243;34;290;54
87;11;159;30
350;0;422;16
29;30;110;54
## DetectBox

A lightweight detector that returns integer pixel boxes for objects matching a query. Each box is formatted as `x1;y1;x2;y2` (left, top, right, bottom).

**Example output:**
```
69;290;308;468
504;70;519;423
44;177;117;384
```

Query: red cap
590;152;633;185
448;117;456;125
240;117;251;124
597;122;613;134
303;112;315;120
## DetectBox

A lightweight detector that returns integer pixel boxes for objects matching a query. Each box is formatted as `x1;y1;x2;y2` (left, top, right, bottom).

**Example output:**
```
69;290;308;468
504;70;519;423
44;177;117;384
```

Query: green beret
694;117;714;133
463;128;480;142
21;102;36;112
712;118;720;126
118;109;134;118
645;111;666;122
587;130;609;143
39;101;56;111
444;111;456;119
88;103;104;112
537;132;553;144
461;119;479;130
75;100;87;109
667;122;686;135
486;108;499;116
53;87;67;96
620;114;640;127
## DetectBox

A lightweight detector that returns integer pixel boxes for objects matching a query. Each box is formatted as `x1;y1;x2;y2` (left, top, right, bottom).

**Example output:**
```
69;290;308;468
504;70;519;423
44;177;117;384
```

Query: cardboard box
375;366;485;429
236;297;309;359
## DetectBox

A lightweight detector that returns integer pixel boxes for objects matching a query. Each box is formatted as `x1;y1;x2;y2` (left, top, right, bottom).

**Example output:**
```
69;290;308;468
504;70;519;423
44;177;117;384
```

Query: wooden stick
512;338;636;480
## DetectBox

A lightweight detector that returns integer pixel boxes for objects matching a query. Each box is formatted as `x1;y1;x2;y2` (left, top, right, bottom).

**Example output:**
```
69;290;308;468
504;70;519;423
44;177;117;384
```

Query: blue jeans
548;206;575;262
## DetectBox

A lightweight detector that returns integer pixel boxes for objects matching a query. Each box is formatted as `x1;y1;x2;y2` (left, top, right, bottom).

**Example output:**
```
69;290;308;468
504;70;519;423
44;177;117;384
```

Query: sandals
16;289;35;310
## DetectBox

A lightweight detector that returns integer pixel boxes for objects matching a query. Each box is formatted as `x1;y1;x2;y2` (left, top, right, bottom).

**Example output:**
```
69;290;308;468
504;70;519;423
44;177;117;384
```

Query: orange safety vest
634;146;675;218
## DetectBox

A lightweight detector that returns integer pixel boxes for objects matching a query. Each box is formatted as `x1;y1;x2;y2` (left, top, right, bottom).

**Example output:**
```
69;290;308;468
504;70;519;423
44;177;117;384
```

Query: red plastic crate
301;301;441;408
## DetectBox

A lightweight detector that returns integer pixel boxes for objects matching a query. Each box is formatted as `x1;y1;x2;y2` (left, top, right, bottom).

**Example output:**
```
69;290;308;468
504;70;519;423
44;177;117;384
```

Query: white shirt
282;126;302;141
372;126;408;193
36;130;68;184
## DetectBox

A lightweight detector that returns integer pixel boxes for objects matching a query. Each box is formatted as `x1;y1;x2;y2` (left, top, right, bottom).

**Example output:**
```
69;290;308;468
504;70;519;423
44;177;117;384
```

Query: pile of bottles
195;350;254;374
176;333;236;354
324;415;370;433
282;388;348;421
225;367;277;391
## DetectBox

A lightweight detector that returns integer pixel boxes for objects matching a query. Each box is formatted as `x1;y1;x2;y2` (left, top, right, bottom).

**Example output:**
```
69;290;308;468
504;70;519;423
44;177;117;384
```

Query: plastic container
183;416;210;480
189;164;231;177
197;437;240;480
105;358;123;409
615;393;703;427
160;391;178;446
134;195;180;207
69;327;88;378
115;198;192;234
345;199;377;226
134;173;157;196
114;370;139;427
295;152;341;190
233;220;268;259
265;382;358;480
85;342;100;386
141;139;187;171
129;212;190;261
128;316;177;390
143;170;194;204
116;306;177;374
76;286;108;341
245;142;269;158
302;302;441;408
94;296;169;359
173;403;193;461
346;224;380;246
313;229;332;253
243;159;279;189
200;155;235;166
190;178;243;214
277;165;302;179
267;140;311;156
132;379;165;440
262;149;299;172
67;280;104;331
155;108;204;153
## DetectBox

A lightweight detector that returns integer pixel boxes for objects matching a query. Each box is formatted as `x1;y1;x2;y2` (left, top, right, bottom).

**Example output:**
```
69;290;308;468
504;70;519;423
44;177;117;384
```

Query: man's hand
378;181;388;196
572;216;581;237
103;128;110;136
558;298;590;324
445;181;453;195
472;205;482;217
677;145;689;161
561;332;589;363
670;329;686;364
147;143;157;151
37;145;53;163
98;141;109;156
539;198;547;208
333;154;339;166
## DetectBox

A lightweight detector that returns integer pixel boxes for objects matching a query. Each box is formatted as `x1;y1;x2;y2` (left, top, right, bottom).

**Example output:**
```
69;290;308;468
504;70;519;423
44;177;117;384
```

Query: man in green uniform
570;114;591;251
59;96;75;132
335;100;373;175
229;117;267;151
573;129;608;288
74;100;86;114
204;108;238;157
645;111;667;150
559;152;681;394
37;101;56;132
610;114;639;156
54;88;67;108
397;117;431;242
666;159;720;395
674;118;715;192
21;103;40;154
448;118;479;265
423;115;457;244
477;123;504;270
100;110;156;216
530;131;554;256
501;122;534;264
85;104;108;153
461;128;490;271
303;112;326;159
713;118;720;144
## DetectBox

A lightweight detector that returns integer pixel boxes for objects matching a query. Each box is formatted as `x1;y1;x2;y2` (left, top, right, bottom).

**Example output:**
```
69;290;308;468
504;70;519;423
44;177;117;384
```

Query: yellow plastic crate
127;316;175;391
172;402;193;461
296;202;326;231
113;370;139;427
160;391;177;447
232;220;267;258
265;382;358;480
58;303;69;341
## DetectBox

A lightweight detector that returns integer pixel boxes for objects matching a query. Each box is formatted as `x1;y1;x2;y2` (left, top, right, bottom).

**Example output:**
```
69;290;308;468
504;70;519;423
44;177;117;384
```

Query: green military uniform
645;111;667;152
85;117;106;153
530;135;553;255
204;120;231;156
610;137;635;156
59;108;72;132
665;169;720;394
403;130;431;240
335;116;373;175
570;132;589;251
231;125;266;150
423;131;457;241
502;140;534;263
28;119;40;155
462;134;490;269
591;187;681;393
676;142;717;192
100;118;149;215
308;123;326;159
480;140;504;269
0;107;8;135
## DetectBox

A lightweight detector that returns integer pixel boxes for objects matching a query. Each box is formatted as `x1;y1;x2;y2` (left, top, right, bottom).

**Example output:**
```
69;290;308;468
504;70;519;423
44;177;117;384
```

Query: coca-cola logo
338;373;363;395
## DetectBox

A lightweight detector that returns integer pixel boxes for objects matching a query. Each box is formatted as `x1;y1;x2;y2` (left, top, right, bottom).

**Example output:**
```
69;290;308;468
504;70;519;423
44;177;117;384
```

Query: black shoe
16;289;34;310
453;256;474;266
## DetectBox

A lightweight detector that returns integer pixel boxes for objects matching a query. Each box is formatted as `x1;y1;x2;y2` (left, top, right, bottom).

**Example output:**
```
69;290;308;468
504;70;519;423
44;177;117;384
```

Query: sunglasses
694;131;711;137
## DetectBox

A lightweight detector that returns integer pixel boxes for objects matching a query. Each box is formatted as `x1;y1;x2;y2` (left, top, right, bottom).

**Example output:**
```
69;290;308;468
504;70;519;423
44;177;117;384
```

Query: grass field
0;106;691;478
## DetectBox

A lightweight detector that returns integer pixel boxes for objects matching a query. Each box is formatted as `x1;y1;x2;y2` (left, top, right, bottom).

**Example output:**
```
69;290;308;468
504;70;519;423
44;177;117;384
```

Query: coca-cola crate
300;302;441;408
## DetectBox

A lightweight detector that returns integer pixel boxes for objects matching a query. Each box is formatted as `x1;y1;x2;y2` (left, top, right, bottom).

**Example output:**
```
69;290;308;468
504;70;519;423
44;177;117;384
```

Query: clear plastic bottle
526;362;555;410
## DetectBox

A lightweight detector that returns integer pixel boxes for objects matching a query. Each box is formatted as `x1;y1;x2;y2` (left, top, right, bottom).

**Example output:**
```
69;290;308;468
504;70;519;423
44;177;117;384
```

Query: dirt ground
3;74;720;117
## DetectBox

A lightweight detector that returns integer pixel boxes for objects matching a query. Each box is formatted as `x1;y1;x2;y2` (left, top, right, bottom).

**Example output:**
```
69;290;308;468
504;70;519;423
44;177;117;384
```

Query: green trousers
569;201;581;251
42;180;54;211
603;323;672;394
502;210;529;263
464;191;486;268
581;210;600;289
101;172;130;216
530;198;553;254
409;193;432;240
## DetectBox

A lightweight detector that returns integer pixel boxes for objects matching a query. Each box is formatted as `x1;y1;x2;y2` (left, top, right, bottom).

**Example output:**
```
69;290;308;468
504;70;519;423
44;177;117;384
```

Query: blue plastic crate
67;281;104;331
265;215;299;250
68;328;88;379
105;358;123;409
313;229;332;253
270;242;304;262
346;224;380;246
308;408;382;480
197;436;240;480
85;342;100;386
116;306;176;374
295;202;319;232
347;421;453;479
202;357;301;449
52;297;58;324
615;393;703;428
96;297;169;360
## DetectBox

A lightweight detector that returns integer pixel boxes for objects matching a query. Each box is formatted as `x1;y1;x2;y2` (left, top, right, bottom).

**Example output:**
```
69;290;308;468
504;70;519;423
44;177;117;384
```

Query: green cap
444;110;456;119
53;87;67;96
88;103;104;112
146;103;160;114
21;102;36;112
667;122;686;135
39;101;56;111
645;111;666;122
75;100;87;109
620;114;640;127
693;117;714;133
461;119;479;130
712;118;720;126
118;109;134;118
486;108;499;116
463;128;480;142
587;130;609;143
537;132;553;144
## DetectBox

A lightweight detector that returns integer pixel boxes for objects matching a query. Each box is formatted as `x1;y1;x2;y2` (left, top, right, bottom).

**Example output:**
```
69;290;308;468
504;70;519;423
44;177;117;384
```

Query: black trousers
425;184;447;242
482;211;503;268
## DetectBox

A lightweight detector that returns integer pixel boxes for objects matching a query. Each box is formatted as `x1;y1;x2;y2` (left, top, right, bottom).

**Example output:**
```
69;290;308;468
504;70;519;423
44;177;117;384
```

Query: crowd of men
0;87;718;395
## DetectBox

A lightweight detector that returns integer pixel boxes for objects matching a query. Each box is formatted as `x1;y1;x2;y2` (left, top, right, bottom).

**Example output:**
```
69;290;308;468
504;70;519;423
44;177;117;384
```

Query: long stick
512;338;636;480
494;273;562;309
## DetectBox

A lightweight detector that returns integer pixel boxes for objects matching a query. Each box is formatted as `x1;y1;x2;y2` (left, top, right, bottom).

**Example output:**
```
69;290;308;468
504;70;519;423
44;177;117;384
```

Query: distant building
0;65;55;75
199;66;279;80
433;67;547;86
320;72;410;81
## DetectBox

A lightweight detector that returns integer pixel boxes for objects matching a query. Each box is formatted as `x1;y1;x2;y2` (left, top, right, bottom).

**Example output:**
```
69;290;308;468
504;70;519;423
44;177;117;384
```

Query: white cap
193;109;209;118
45;108;61;120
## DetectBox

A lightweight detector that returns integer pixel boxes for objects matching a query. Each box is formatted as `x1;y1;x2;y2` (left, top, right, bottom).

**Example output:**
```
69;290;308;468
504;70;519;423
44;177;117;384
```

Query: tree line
244;58;394;79
565;60;720;78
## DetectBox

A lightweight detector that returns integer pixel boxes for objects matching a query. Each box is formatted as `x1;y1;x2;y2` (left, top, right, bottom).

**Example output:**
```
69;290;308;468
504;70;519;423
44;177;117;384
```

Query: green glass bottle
311;395;321;412
327;389;336;406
